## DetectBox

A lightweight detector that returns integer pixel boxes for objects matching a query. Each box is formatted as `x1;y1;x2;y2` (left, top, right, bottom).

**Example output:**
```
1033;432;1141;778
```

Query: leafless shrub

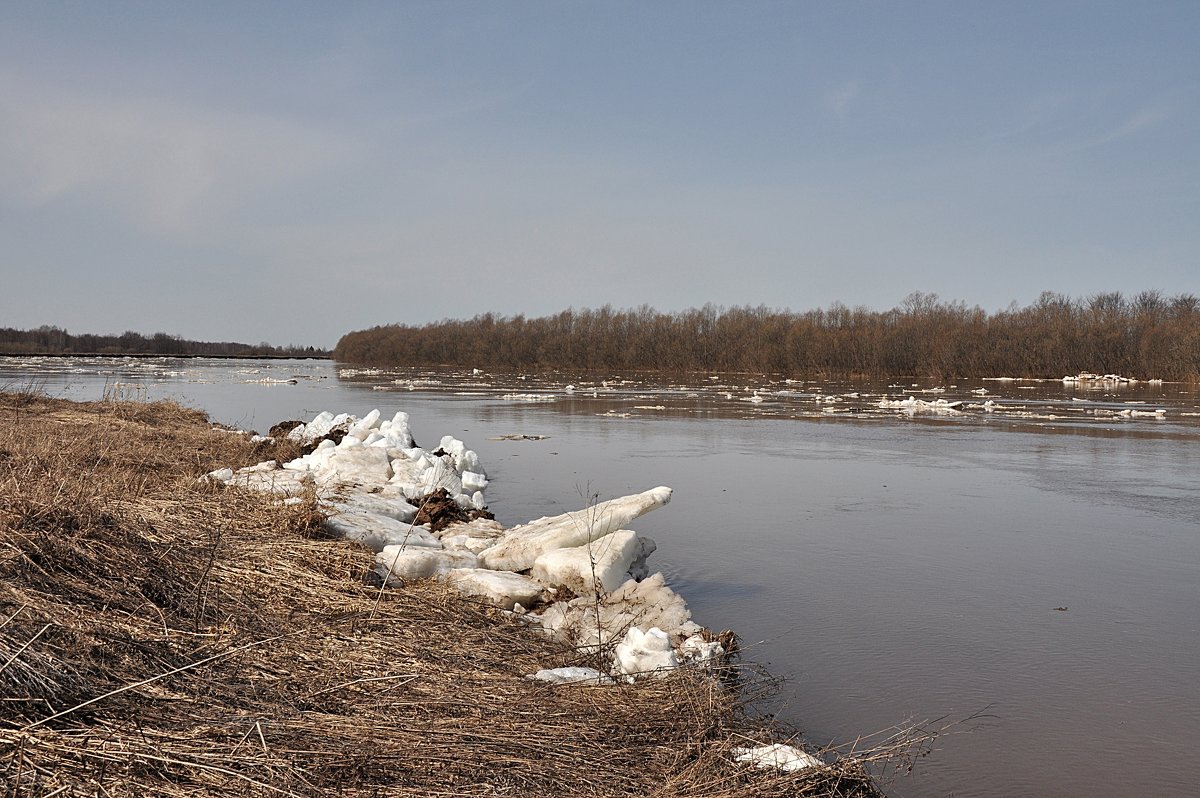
334;293;1200;381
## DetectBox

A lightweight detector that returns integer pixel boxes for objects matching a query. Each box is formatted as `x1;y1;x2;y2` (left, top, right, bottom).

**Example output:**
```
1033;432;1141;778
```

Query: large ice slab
335;493;419;524
214;461;312;496
315;442;394;486
442;568;547;610
530;530;643;595
323;511;440;553
478;487;672;573
375;547;478;584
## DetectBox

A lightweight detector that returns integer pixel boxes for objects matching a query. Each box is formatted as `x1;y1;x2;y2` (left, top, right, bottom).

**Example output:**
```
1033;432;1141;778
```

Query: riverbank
0;391;894;796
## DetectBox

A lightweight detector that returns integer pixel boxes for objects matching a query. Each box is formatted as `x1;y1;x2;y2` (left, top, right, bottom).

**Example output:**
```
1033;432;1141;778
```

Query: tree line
0;325;328;358
333;292;1200;381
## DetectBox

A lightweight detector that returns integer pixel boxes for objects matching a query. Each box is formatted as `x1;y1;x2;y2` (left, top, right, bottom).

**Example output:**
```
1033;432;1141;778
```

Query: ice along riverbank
206;406;888;776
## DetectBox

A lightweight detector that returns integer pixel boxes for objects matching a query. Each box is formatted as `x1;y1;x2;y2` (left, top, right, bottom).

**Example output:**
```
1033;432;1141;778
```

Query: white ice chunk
336;432;361;449
440;533;501;555
333;493;418;524
877;396;963;415
613;626;678;679
679;634;726;666
375;547;478;584
732;744;822;773
605;573;699;639
294;410;352;442
530;530;642;595
418;458;463;495
315;445;393;487
438;435;484;476
322;512;440;553
442;568;546;610
462;470;489;493
439;517;505;553
215;461;311;496
478;487;672;573
527;667;614;686
228;468;311;496
533;572;699;653
346;408;381;440
282;438;336;471
374;411;414;448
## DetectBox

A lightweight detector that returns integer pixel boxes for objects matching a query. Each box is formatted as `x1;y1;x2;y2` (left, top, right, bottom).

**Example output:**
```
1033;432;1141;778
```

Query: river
3;355;1198;798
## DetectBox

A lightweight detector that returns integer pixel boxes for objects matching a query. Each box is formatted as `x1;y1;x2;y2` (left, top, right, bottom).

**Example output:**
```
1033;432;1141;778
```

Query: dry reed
1;391;916;797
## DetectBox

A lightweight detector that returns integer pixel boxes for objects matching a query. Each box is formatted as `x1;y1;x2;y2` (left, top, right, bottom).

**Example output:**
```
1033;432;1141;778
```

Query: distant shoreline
0;352;332;360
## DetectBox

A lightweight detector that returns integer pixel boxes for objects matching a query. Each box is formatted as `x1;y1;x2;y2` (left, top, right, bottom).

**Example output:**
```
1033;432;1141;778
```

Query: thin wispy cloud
826;81;860;117
1085;105;1171;147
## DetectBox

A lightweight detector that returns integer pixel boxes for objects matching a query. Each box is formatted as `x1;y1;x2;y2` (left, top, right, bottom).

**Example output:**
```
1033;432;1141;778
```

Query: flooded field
4;355;1199;797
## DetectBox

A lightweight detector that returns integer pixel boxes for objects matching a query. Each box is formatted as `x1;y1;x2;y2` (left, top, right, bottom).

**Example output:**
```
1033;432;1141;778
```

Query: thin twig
308;672;422;697
1;622;52;676
22;632;293;730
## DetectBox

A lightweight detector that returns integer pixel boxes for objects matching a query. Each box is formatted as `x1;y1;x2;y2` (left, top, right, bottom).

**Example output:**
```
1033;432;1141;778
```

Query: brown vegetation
0;325;327;358
0;391;923;796
334;291;1200;381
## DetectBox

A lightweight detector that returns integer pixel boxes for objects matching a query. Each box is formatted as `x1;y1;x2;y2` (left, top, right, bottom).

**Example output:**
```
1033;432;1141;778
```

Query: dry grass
1;392;903;797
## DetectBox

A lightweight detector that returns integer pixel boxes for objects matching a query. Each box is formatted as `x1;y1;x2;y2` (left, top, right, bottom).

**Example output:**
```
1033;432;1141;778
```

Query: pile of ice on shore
206;408;727;684
207;407;824;773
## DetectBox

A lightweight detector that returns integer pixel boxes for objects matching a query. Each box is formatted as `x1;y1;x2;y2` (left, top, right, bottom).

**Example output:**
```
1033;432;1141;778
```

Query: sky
1;1;1197;349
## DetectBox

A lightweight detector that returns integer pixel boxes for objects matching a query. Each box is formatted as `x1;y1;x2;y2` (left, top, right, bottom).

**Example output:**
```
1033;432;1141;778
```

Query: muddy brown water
4;356;1199;797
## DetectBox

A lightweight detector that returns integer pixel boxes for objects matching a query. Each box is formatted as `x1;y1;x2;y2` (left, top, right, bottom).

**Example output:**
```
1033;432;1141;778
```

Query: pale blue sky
1;1;1196;348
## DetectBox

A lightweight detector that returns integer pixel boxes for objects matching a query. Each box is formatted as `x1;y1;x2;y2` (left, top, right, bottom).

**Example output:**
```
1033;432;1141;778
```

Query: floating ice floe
1062;372;1142;386
877;396;963;415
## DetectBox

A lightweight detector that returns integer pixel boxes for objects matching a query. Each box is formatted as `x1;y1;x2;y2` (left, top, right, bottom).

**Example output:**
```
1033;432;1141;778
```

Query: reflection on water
3;356;1199;797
